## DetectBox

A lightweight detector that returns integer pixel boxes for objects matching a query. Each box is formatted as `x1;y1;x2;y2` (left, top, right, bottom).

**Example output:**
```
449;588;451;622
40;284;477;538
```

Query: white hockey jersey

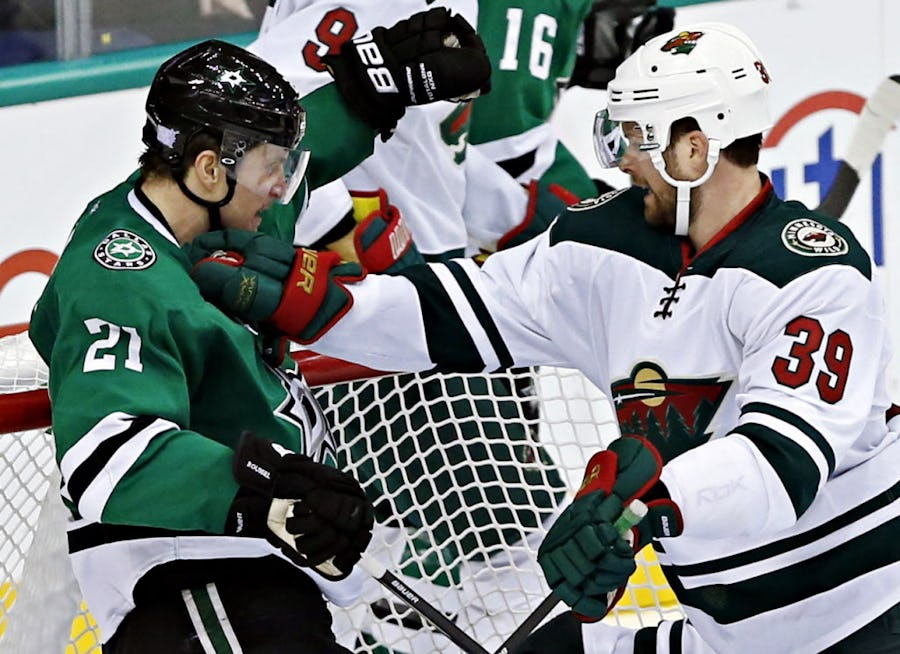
310;181;900;653
251;0;530;258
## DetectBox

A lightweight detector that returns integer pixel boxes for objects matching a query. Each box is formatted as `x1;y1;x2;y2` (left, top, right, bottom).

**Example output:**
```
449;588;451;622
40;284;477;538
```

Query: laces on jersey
654;277;686;319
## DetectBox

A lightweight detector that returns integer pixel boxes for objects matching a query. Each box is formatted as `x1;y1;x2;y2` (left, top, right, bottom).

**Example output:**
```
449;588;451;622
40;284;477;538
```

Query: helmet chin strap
649;140;721;236
176;176;237;232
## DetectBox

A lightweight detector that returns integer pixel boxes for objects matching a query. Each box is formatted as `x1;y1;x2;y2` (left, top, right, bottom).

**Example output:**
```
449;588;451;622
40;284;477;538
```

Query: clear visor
592;109;658;168
221;130;310;205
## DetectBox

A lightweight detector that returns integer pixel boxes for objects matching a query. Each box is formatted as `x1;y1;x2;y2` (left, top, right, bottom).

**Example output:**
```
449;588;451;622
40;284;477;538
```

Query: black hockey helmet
143;39;308;204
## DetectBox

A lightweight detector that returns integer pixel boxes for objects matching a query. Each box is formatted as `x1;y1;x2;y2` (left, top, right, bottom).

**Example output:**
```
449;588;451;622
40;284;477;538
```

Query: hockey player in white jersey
187;21;900;654
250;2;576;651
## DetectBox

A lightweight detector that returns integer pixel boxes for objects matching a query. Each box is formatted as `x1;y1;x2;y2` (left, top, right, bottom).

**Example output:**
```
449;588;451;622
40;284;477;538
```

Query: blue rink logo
761;90;885;265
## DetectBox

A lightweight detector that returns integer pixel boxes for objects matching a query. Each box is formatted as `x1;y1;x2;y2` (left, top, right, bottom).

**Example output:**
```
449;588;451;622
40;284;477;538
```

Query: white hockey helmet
594;23;773;234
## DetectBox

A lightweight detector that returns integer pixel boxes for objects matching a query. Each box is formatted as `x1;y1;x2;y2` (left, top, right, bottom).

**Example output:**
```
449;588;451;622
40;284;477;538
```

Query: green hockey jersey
28;179;358;641
469;0;596;198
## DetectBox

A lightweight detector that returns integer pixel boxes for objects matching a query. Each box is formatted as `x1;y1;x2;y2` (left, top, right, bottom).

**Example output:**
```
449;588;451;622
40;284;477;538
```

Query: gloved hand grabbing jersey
184;229;364;343
538;436;682;620
225;432;374;580
323;7;491;140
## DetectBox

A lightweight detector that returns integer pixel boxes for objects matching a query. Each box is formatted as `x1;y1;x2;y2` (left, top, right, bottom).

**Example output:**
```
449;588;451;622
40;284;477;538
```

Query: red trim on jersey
887;404;900;422
681;176;774;273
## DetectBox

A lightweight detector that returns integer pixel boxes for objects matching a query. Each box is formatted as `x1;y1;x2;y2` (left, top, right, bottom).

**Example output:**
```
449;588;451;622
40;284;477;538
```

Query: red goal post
0;330;681;654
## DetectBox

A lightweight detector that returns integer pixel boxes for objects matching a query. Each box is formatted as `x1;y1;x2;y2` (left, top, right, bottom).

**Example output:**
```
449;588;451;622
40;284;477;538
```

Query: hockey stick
817;74;900;219
358;553;491;654
493;499;649;654
0;367;489;652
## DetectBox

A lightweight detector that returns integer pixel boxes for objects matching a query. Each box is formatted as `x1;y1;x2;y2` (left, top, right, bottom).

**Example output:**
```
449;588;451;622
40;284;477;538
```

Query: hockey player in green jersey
470;0;674;200
188;22;900;653
28;26;492;652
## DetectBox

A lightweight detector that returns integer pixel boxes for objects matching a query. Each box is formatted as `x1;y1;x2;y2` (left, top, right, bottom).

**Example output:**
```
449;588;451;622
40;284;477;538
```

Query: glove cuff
224;488;268;538
498;180;579;251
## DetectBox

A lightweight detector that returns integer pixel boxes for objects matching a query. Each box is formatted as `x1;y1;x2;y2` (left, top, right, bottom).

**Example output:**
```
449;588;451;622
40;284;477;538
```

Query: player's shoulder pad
549;186;682;276
722;195;872;287
550;186;643;246
57;180;178;286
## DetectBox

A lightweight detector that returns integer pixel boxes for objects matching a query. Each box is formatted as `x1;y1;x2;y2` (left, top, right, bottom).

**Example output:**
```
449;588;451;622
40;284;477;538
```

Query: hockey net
0;330;682;654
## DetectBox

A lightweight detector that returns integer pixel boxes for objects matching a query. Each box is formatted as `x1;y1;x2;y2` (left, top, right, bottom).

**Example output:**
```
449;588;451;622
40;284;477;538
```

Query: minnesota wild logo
781;218;849;257
94;230;156;270
611;362;731;462
661;30;704;55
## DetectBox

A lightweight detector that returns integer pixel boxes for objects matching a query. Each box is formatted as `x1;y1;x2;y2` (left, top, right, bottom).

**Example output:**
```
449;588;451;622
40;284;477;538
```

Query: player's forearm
311;271;439;373
303;84;377;190
57;414;239;534
462;147;529;250
660;434;800;539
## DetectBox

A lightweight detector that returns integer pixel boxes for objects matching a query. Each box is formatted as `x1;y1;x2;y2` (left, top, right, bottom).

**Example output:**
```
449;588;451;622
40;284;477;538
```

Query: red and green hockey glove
350;189;425;274
225;432;374;580
473;180;580;265
496;180;580;251
323;7;491;140
537;436;682;621
185;229;364;343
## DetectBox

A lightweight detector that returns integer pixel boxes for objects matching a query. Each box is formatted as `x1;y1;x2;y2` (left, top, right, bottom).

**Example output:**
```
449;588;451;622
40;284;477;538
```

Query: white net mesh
0;333;681;653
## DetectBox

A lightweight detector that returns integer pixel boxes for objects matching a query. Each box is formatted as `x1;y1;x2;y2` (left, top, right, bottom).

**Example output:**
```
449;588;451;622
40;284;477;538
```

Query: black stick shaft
360;555;490;654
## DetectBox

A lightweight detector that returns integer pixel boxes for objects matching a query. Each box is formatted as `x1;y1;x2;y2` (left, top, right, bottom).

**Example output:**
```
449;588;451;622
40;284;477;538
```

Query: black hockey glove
570;1;675;89
225;432;374;580
323;7;491;140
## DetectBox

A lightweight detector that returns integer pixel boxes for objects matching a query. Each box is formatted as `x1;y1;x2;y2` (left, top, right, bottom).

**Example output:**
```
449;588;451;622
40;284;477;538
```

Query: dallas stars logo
219;69;246;89
781;218;849;257
94;230;156;270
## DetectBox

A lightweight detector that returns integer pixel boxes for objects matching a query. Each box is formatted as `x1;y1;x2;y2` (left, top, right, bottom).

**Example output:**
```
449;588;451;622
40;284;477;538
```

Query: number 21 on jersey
82;318;143;373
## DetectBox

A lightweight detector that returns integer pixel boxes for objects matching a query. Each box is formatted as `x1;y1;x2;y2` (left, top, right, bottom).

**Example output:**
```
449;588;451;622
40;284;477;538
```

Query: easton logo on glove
323;7;491;139
352;32;400;95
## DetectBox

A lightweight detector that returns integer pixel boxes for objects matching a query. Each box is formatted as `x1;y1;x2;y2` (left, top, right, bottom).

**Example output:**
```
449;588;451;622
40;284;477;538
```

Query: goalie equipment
226;432;374;580
322;7;491;140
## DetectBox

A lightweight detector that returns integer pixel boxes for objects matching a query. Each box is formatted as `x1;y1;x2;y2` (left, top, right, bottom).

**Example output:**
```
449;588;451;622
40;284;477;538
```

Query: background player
188;22;900;653
469;0;675;202
251;2;573;650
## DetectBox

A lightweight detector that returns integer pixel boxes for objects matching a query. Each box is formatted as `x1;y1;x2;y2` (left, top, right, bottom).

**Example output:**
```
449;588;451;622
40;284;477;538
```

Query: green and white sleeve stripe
734;402;835;517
